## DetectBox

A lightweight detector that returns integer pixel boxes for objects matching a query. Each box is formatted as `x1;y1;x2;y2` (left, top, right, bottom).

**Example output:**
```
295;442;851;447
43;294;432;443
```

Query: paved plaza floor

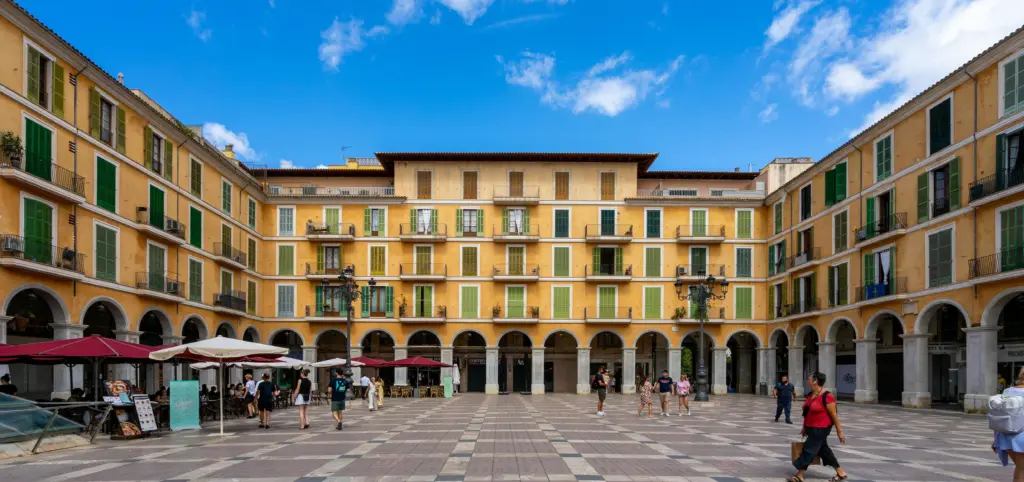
0;393;1012;481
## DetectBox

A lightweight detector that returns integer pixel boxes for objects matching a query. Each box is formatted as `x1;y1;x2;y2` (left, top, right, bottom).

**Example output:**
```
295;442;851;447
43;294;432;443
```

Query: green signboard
443;376;453;398
170;380;201;431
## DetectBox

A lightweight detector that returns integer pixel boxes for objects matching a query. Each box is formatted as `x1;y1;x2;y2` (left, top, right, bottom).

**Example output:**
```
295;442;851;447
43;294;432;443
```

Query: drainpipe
176;138;188;315
963;67;979;298
70;64;89;297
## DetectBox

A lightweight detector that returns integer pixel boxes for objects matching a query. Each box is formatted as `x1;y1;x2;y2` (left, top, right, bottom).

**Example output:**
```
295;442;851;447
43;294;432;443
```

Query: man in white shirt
359;374;371;400
244;374;257;419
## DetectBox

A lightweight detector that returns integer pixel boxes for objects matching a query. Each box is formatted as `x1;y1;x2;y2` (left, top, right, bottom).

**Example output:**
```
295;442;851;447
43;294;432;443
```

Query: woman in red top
787;371;848;482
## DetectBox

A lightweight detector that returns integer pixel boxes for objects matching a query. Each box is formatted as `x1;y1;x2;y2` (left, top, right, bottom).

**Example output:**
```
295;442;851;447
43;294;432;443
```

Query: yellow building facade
1;2;1024;411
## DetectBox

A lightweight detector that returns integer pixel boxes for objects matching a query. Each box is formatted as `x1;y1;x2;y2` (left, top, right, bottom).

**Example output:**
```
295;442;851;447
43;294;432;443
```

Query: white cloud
825;62;882;100
787;7;851;106
764;1;819;52
499;51;684;117
186;10;212;42
318;17;370;70
316;164;329;169
759;103;780;123
279;160;295;168
203;123;257;160
430;10;442;24
826;105;839;116
388;0;422;26
656;99;671;109
367;25;391;37
438;0;494;25
484;13;559;29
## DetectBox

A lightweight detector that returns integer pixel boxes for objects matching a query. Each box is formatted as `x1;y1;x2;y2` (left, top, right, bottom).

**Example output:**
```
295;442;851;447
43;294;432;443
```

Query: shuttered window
737;210;752;239
509;171;524;197
598;287;616;318
553;247;570;276
928;228;954;287
222;180;232;214
248;198;257;229
554;209;570;237
1001;206;1024;272
415;246;432;274
188;259;203;302
876;134;892;181
691;210;707;236
417;171;432;199
247;280;257;314
929;98;952;155
643;287;661;319
95;224;117;282
600;172;615;200
370;246;386;275
774;202;783;234
279;207;294;235
148;185;164;229
24;118;53;182
277;285;295;317
644;247;661;277
828;263;849;307
508;246;525;275
735;247;752;278
646;210;661;238
189;207;202;248
96;157;116;213
734;287;752;319
461;246;478;276
834;210;848;253
463;171;477;199
1003;53;1024;116
506;286;525;318
190;159;202;196
555;172;569;200
553;287;570;319
691;247;707;274
247;238;257;270
461;286;479;318
278;245;295;275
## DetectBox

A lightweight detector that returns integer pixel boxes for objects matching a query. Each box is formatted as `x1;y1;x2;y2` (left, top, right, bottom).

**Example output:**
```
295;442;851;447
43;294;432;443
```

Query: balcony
399;305;447;323
214;290;247;314
674;306;726;322
675;225;726;243
305;263;354;280
0;157;85;204
493;184;540;204
265;185;398;199
135;208;187;245
492;224;540;243
135;272;184;301
855;277;908;302
970;248;1024;279
787;247;821;270
398;223;447;242
784;298;820;316
855;212;908;245
399;263;447;281
0;234;84;280
492;264;540;282
584;306;632;324
969;168;1024;203
305;304;350;320
212;242;247;271
492;305;540;323
584;224;633;243
305;222;356;242
675;264;726;278
584;264;632;282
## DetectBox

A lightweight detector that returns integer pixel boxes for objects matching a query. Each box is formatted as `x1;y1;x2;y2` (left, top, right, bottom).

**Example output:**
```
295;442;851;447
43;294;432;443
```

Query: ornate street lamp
674;274;729;402
337;266;373;378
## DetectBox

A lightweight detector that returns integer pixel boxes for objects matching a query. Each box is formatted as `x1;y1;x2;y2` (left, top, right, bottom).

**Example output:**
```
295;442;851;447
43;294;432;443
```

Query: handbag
790;441;822;466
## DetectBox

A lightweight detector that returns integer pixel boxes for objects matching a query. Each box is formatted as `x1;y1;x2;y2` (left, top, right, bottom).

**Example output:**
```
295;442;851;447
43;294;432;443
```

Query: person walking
788;372;847;482
367;376;379;411
774;375;795;424
655;370;675;416
255;373;279;430
676;374;691;416
375;376;385;409
992;367;1024;479
360;373;371;400
328;370;350;430
0;374;18;396
594;366;608;416
637;375;654;418
244;374;257;419
293;369;312;429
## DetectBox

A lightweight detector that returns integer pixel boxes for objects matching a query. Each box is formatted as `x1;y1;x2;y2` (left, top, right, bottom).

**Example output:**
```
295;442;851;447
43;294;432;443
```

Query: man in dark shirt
773;375;795;424
0;374;17;396
655;370;675;416
329;370;350;430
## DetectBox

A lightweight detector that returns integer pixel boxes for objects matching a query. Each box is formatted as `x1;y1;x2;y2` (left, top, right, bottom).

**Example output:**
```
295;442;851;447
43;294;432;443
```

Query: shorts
257;399;273;412
678;392;689;398
597;388;607;402
295;394;308;406
659;392;671;403
331;400;346;412
245;393;254;403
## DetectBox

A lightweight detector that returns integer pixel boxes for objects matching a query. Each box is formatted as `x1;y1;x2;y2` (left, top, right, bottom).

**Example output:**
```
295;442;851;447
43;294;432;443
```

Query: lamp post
337;266;373;378
674;274;729;402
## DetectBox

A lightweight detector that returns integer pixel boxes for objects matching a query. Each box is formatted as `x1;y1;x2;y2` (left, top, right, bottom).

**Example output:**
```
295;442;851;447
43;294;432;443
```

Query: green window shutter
502;208;509;233
554;247;569;276
279;245;294;275
865;196;876;237
917;172;930;222
115;107;126;154
455;209;463;236
163;139;173;179
96;157;117;213
248;238;256;270
997;134;1006;190
95;224;117;282
598;287;616;318
1007;58;1019;114
315;286;324;316
324;207;339;233
780;283;787;314
736;248;751;277
863;253;875;287
592;247;599;273
555;210;568;237
838;263;848;305
767;243;775;276
735;287;752;319
644;287;661;319
461;286;478;318
477;209;484;236
828;266;835;307
190;160;202;196
363;208;371;233
768;285;775;319
149;185;164;228
553;287;570;319
646;210;660;238
507;286;524;318
775;203;783;234
222;182;231;214
143;127;153;170
877;136;892;180
51;62;64;118
431;208;438;234
409;208;416;230
780;239;786;263
692;210;706;236
188;260;202;302
189;207;202;248
88;87;101;138
317;245;325;272
615;247;623;274
25;118;52;181
385;286;394;317
523;209;531;234
221;225;232;252
360;286;370;317
645;247;660;277
824;169;835;206
248;199;257;229
949;157;961;211
27;47;40;104
737;210;751;239
809;273;817;303
835;162;847;201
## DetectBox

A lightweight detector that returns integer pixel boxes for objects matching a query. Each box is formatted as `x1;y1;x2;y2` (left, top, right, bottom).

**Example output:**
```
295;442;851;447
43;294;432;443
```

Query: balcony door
414;285;433;317
600;209;615;236
509;171;524;197
690;247;707;276
598;287;616;318
148;243;165;291
596;247;617;275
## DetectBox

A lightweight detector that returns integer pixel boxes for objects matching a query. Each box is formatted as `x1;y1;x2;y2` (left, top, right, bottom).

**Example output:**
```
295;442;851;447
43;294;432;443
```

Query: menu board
133;395;158;432
169;380;201;431
114;407;141;437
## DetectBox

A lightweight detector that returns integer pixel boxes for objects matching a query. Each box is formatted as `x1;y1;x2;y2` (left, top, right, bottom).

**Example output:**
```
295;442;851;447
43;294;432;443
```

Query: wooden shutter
360;286;371;317
502;208;509;234
592;247;600;273
463;171;477;199
221;224;232;253
430;208;438;234
646;210;660;238
385;286;394;317
737;248;751;277
775;203;783;233
189;207;202;248
949;157;961;211
316;245;325;272
997;134;1006;190
95;225;117;281
644;287;660;319
523;209;530;234
89;87;101;139
315;285;324;316
143;126;153;170
838;263;848;305
737;210;751;239
768;243;776;276
27;47;40;104
865;197;875;237
189;260;202;302
51;62;65;118
509;171;524;197
508;246;524;275
116;107;126;154
917;172;929;222
149;185;164;227
600;172;615;200
555;210;569;237
835;162;847;201
455;209;463;236
809;272;817;304
462;286;478;318
363;208;371;233
824;169;835;206
598;287;615;318
476;209;484;236
96;157;117;212
768;285;775;319
554;247;569;276
25;119;52;181
692;210;706;236
736;287;751;319
553;287;570;318
615;247;623;274
247;238;256;270
163;138;173;179
645;247;660;277
555;172;569;200
417;171;432;199
279;245;294;275
828;266;835;307
507;286;524;317
863;253;875;287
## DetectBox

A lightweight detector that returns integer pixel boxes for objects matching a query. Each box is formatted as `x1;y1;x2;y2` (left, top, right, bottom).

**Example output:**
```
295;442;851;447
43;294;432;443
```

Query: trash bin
759;382;768;396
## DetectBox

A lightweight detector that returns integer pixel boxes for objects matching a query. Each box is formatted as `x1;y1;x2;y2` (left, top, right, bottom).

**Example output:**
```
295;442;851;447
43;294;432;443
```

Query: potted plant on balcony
437;305;446;318
1;131;23;168
530;306;540;318
671;307;685;321
398;296;408;317
492;305;501;318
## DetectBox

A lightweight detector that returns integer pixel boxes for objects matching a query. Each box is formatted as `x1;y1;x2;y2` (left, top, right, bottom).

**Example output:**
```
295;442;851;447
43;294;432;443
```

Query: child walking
637;375;654;418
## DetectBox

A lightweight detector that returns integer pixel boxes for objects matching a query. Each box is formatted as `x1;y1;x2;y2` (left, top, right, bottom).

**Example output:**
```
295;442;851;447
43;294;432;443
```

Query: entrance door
600;210;615;236
544;361;555;392
468;361;486;392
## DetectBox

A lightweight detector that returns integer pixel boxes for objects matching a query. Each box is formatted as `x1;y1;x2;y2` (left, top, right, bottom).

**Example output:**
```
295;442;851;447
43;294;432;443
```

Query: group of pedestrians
637;370;691;417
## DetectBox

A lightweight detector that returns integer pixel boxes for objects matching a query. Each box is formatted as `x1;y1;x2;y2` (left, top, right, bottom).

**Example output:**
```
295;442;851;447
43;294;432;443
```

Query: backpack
591;374;602;390
988;394;1024;434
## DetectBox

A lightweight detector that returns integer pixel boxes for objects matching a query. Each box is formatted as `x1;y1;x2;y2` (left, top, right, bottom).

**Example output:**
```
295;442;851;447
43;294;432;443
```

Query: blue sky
20;0;1024;171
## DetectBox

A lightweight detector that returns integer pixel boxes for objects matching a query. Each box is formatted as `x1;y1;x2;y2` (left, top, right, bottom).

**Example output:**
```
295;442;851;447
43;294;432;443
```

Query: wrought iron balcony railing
855;212;908;242
970;248;1024;278
0;234;84;273
135;272;184;296
1;157;85;196
855;276;908;302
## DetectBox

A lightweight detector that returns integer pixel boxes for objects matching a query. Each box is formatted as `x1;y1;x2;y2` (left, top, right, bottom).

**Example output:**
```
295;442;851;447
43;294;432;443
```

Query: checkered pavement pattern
0;393;1012;481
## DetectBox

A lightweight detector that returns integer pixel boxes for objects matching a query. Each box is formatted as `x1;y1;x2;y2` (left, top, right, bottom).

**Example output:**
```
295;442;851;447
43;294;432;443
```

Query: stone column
302;346;318;390
765;347;777;393
902;334;931;409
711;348;728;395
531;348;545;394
51;323;86;399
964;326;999;413
736;347;753;393
576;347;591;394
0;316;10;379
788;346;805;398
817;342;837;393
854;338;877;403
622;348;637;394
161;335;184;386
349;346;363;385
757;347;771;395
485;347;499;394
441;347;454;393
668;348;681;384
394;347;409;386
113;330;142;387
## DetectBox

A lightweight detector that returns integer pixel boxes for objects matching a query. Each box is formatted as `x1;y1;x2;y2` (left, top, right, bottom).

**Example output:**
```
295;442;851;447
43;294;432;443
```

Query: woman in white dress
367;376;379;411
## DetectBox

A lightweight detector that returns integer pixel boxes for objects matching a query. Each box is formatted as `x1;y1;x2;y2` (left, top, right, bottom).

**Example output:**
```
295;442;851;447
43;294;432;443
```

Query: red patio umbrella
388;357;452;395
351;356;391;368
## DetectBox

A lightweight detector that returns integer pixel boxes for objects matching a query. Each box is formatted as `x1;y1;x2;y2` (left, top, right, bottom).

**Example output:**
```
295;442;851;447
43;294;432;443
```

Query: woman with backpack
787;371;848;482
992;367;1024;479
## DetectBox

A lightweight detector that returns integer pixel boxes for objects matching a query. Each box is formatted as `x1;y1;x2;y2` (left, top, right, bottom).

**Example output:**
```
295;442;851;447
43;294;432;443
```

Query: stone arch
794;323;821;343
723;328;764;348
825;317;858;342
768;327;789;348
135;306;173;335
2;283;69;324
450;328;489;347
406;328;443;347
242;326;261;343
678;328;717;348
497;328;535;347
865;310;905;339
215;322;237;338
180;315;209;339
542;329;580;347
587;330;626;348
268;328;306;346
359;327;398;346
315;328;349;346
915;299;972;334
80;296;130;331
982;287;1024;328
632;329;673;348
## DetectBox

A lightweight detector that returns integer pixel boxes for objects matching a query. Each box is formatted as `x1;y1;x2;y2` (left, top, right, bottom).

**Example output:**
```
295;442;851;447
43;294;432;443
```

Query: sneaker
686;410;691;416
336;422;342;431
786;420;793;425
774;418;779;423
678;413;683;417
258;424;265;428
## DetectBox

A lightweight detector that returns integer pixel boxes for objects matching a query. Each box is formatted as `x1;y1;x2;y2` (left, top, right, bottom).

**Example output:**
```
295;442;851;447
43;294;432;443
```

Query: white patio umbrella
149;336;288;435
190;356;312;370
311;358;365;368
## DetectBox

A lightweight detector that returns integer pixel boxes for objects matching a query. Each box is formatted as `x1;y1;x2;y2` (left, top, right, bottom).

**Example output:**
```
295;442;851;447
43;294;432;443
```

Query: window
507;246;525;275
316;285;348;316
927;227;953;287
690;209;707;236
645;209;661;238
736;209;752;239
278;207;295;236
768;240;786;276
711;190;724;197
863;247;896;298
1002;51;1024;116
221;224;232;253
461;285;479;318
244;280;255;314
689;247;708;276
735;247;752;278
26;44;52;111
318;245;342;273
364;208;386;236
221;180;232;214
774;202;783;234
188;259;202;302
88;87;123;152
794;274;817;312
147;243;166;292
457;208;483;237
95;156;117;213
734;286;753;319
599;209;616;236
553;246;570;277
796;227;813;259
145;129;165;175
417;171;432;199
555;171;570;200
643;286;661;319
360;285;393;317
833;210;848;253
24;117;53;183
600;172;615;200
410;208;437;234
247;238;257;271
508;171;525;197
413;285;433;317
828;263;848;307
463;171;477;199
875;133;893;181
552;286;571;319
502;207;530;235
554;209;570;237
506;286;526;318
461;246;478;276
277;285;295;317
996;130;1024;195
277;245;295;275
247;198;257;229
824;162;848;206
929;97;952;155
597;286;617;318
799;184;812;221
414;246;432;274
592;247;623;276
189;206;202;249
669;189;697;196
1000;205;1024;272
190;158;202;196
148;185;165;229
323;206;341;235
370;246;386;276
768;282;786;319
94;223;117;282
99;98;113;145
644;246;661;277
918;158;961;222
